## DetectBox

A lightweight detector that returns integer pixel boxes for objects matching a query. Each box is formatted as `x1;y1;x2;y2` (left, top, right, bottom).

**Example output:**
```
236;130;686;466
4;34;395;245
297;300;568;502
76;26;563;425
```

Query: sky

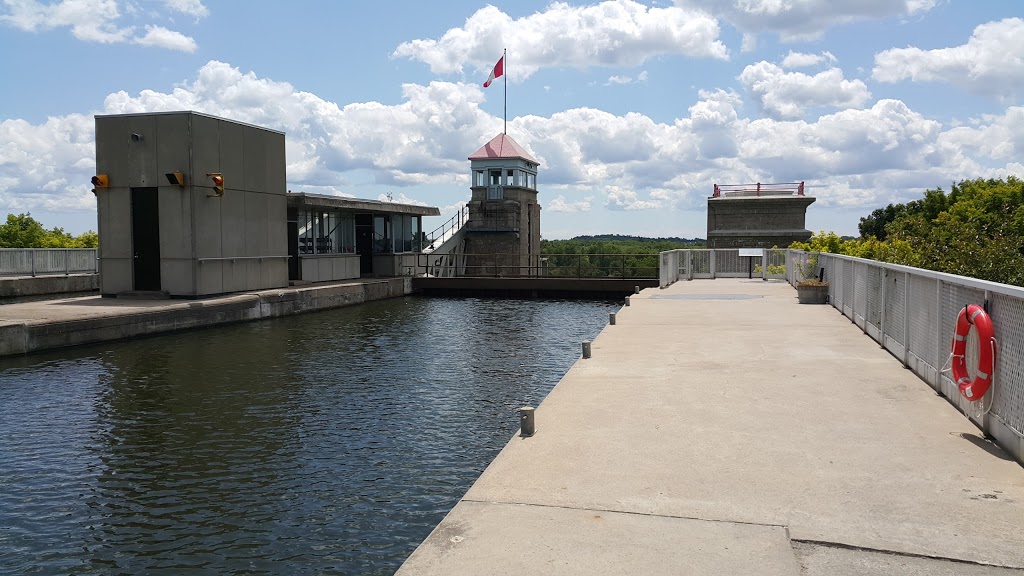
0;1;1022;240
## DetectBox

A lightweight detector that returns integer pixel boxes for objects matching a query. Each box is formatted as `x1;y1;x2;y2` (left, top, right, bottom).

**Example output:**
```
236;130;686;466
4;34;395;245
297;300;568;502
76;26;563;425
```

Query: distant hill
567;234;705;244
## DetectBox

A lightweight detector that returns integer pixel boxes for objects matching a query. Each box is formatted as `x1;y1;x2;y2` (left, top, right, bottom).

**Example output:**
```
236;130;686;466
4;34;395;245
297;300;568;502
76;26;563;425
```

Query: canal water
0;296;618;575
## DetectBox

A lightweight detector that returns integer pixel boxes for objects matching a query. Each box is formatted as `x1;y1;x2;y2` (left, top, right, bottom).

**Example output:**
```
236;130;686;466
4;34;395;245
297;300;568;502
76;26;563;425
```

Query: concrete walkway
397;279;1024;576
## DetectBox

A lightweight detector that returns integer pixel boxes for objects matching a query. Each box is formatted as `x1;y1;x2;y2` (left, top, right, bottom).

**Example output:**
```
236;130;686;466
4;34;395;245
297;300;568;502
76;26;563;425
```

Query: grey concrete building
94;111;441;297
94;112;289;297
706;182;815;249
462;133;541;276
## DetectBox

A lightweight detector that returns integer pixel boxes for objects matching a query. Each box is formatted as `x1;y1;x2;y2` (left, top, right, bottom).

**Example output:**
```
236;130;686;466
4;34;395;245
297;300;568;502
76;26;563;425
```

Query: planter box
797;283;829;304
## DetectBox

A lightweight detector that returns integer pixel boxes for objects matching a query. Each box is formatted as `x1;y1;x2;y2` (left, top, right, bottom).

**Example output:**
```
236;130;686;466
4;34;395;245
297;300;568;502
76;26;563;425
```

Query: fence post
687;250;693;281
710;250;716;279
30;250;36;277
902;271;911;368
65;249;70;275
935;279;944;391
879;269;887;348
761;251;768;281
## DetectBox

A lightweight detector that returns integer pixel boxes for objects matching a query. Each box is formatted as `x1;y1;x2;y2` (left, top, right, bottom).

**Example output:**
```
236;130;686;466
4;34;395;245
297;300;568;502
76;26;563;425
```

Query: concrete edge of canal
0;277;412;357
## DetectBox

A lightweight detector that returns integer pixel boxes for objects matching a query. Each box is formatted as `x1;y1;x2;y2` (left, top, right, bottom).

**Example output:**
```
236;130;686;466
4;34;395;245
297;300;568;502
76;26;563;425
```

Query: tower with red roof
463;133;541;276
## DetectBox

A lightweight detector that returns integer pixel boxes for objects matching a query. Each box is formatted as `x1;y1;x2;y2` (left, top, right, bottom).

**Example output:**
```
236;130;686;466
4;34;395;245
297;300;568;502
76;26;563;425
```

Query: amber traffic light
207;172;224;196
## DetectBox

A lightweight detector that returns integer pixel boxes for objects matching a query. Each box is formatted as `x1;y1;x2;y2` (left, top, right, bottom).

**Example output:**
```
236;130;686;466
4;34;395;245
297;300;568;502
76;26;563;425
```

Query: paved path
397;279;1024;576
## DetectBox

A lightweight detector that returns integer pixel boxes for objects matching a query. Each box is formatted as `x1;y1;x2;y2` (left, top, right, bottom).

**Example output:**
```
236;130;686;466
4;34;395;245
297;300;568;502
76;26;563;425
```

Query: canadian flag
483;55;504;88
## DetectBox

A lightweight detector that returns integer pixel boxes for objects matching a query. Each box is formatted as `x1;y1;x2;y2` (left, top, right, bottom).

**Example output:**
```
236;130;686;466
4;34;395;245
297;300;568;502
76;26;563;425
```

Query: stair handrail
424;205;469;251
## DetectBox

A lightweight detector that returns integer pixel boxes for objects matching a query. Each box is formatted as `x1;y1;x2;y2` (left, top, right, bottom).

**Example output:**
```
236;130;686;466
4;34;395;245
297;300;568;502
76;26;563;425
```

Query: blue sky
1;1;1022;239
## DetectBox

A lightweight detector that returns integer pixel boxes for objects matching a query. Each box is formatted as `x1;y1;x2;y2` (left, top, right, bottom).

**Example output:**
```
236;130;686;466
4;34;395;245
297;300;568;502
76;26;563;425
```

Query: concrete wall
0;278;412;358
706;196;815;249
300;255;360;283
95;112;288;297
0;274;98;298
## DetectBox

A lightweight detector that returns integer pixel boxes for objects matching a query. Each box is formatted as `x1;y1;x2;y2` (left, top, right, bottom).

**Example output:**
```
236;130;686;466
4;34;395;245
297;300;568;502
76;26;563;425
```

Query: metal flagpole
503;48;507;134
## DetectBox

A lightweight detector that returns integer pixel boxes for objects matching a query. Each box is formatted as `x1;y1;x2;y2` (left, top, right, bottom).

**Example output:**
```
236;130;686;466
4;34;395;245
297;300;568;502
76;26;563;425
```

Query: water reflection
0;296;617;575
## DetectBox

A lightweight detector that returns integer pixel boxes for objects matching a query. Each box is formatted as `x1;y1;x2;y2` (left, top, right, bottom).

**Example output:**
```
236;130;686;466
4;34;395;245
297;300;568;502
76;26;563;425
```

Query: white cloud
547;195;592;212
938;107;1024;164
605;187;661;211
392;0;727;81
377;192;430;206
0;0;199;50
0;113;97;212
739;61;871;119
740;32;757;53
607;71;648;85
780;51;836;69
873;18;1024;101
0;0;129;43
134;25;196;52
2;61;1022;219
165;0;208;18
677;0;938;41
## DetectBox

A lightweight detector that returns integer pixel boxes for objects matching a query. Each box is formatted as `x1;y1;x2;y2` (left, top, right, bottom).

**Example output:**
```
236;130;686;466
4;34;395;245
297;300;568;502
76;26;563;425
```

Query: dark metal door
131;187;161;291
287;221;299;280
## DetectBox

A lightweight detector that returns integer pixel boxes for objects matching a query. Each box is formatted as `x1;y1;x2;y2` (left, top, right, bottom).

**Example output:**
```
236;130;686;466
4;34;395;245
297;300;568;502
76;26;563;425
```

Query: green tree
0;212;99;248
801;177;1024;286
0;213;48;247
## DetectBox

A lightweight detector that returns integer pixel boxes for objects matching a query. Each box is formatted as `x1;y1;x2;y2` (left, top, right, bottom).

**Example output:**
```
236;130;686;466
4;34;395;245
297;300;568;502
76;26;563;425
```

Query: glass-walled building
287;192;440;282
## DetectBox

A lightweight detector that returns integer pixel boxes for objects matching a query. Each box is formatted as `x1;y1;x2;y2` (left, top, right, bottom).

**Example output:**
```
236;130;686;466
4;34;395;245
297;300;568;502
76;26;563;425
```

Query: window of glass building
296;209;356;254
373;215;392;253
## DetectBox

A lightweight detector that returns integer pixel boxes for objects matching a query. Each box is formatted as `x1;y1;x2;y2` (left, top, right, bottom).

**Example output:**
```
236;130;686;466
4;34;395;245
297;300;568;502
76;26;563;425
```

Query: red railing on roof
713;182;805;197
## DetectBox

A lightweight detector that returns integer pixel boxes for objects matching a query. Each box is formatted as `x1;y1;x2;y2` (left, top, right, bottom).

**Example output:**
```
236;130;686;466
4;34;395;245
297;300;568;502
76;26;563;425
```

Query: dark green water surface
0;296;618;575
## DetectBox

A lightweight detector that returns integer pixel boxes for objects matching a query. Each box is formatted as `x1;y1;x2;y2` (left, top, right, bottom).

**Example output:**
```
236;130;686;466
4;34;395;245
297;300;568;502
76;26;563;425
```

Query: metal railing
0;248;98;277
658;248;1024;452
424;205;469;253
713;182;805;197
418;252;661;279
788;250;1024;441
659;249;788;286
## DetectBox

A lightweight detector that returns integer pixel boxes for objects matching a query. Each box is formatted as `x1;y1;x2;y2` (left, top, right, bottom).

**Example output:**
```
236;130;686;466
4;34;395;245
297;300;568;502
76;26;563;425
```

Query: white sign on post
738;248;764;257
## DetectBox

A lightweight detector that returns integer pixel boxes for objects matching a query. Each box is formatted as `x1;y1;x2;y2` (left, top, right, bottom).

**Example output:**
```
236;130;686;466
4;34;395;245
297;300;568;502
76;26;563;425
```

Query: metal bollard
582;340;592;358
634;285;640;294
609;312;616;325
624;296;630;306
520;406;535;437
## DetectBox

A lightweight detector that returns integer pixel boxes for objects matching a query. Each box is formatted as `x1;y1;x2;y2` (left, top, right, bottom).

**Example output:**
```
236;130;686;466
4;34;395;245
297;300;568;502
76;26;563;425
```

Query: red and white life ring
950;304;996;401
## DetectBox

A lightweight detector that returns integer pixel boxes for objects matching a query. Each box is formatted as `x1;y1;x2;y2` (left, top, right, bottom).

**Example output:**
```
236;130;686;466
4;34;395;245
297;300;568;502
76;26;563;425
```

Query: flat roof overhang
287;192;440;216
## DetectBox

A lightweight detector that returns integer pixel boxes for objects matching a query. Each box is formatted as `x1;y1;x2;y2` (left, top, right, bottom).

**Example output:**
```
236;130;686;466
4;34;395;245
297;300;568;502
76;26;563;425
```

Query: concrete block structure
706;182;815;249
463;134;541;276
94;112;288;297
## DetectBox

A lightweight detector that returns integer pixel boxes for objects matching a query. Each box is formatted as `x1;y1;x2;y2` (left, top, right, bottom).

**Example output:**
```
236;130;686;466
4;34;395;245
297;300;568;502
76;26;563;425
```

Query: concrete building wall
95;112;288;297
301;255;360;282
706;196;815;249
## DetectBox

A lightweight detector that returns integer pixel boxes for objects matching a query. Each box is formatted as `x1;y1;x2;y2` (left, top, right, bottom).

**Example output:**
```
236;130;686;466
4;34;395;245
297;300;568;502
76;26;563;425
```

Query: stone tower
706;182;815;248
463;133;541;276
